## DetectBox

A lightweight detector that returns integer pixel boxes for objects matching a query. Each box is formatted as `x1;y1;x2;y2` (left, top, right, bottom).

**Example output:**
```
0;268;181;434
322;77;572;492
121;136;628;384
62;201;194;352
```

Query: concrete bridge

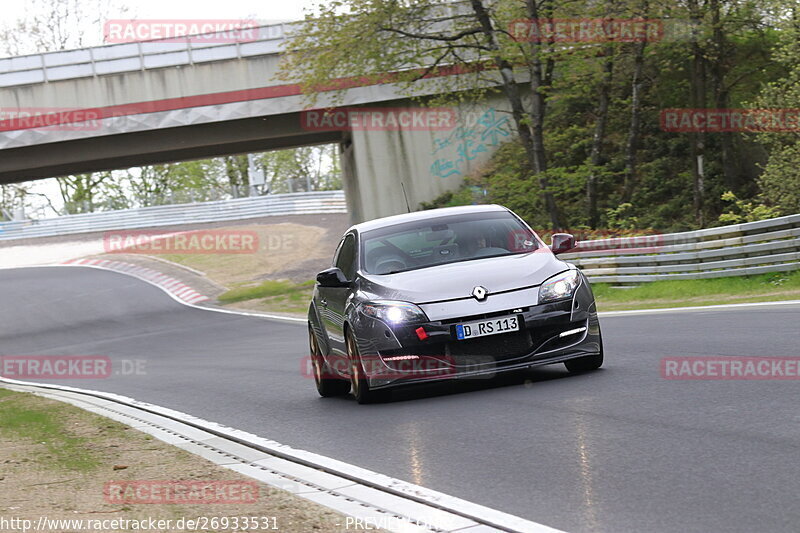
0;23;514;222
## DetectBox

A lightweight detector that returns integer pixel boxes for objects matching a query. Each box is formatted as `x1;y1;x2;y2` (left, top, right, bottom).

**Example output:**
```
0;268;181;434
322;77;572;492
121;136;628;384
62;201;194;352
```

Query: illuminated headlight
539;270;580;303
359;301;428;324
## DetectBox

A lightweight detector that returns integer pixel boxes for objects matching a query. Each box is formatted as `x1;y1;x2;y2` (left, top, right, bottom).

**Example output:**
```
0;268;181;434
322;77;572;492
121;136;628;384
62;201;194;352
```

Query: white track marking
599;299;800;317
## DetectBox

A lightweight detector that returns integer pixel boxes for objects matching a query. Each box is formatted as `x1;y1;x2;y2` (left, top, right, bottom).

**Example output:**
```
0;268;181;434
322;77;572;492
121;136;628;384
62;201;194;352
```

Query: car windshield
360;211;539;275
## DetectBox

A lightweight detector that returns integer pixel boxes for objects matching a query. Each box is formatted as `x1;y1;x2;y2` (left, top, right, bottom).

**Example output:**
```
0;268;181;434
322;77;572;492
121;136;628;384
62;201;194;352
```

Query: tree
751;0;800;214
257;145;342;193
0;0;128;56
224;155;250;198
0;0;129;216
621;0;651;203
57;173;113;214
280;0;570;228
586;43;616;229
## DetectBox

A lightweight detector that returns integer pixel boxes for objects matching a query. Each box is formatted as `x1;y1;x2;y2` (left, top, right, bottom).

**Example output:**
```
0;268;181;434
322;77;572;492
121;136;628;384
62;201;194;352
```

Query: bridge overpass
0;23;514;222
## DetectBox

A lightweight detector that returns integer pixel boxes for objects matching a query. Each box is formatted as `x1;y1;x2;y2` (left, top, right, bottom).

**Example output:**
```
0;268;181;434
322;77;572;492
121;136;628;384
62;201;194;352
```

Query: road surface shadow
379;366;606;404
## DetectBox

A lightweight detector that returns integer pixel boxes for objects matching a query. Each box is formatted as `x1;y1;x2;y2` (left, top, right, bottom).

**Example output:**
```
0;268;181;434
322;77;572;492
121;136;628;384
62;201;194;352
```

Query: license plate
455;316;520;340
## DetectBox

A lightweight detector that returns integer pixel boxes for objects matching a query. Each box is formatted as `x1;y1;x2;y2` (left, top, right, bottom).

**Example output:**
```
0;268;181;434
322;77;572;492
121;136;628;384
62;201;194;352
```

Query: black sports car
308;204;603;403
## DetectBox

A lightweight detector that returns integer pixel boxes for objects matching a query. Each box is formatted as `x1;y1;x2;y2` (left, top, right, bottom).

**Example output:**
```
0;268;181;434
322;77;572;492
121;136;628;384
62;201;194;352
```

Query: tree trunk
470;0;561;228
688;0;707;227
587;49;614;228
225;155;250;198
709;0;735;191
522;0;561;229
623;37;647;202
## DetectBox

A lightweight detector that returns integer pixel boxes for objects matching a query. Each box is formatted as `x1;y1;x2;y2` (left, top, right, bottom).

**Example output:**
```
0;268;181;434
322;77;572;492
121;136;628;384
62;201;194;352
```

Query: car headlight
359;301;428;324
539;270;580;303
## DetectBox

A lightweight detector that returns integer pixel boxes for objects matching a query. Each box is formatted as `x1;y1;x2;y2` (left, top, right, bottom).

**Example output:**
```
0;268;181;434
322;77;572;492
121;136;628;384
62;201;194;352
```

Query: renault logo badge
472;286;488;301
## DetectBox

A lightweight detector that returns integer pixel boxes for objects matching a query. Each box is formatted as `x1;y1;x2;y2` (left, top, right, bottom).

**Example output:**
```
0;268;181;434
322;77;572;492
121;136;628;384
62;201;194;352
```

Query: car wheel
564;331;604;373
346;330;388;404
564;351;603;373
309;326;350;397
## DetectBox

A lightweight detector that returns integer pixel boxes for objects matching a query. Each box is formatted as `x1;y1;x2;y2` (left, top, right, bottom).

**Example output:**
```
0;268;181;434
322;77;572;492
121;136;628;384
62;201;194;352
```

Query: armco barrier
561;213;800;283
0;191;346;241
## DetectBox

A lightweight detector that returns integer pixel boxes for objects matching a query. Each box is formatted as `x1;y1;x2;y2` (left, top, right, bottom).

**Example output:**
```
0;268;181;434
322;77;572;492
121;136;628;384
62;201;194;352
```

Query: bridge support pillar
341;97;513;223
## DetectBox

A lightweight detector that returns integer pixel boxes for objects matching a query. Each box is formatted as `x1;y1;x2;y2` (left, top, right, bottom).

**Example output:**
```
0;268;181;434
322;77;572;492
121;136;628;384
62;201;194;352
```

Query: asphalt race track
2;266;799;533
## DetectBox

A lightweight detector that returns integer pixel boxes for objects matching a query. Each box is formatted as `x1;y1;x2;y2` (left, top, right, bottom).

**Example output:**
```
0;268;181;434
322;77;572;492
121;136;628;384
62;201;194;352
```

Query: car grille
446;330;534;361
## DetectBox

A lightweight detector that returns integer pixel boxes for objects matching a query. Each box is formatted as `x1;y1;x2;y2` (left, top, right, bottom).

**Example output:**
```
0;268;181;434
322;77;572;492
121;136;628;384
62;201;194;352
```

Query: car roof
347;204;511;234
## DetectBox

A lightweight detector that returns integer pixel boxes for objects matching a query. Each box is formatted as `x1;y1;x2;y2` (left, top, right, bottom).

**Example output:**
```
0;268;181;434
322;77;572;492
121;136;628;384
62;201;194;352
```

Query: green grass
592;270;800;310
218;279;315;304
218;279;316;313
0;389;101;471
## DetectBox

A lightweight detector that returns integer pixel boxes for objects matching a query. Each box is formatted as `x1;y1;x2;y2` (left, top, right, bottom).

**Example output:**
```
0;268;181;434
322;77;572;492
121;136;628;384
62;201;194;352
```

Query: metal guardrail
561;213;800;283
0;191;347;241
3;191;795;284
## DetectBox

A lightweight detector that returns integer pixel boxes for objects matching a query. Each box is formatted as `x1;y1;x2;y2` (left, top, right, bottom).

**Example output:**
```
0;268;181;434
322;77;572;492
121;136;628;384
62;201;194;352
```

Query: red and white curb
62;258;209;305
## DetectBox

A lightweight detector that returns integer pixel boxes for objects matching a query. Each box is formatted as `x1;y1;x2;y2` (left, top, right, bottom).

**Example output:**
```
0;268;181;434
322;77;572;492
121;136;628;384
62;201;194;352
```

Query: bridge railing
0;22;295;88
560;213;800;283
0;191;347;241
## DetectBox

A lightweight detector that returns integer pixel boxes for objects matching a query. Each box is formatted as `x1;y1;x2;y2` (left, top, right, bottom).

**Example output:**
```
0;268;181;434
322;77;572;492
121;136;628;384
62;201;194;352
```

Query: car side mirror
316;267;351;288
550;233;576;255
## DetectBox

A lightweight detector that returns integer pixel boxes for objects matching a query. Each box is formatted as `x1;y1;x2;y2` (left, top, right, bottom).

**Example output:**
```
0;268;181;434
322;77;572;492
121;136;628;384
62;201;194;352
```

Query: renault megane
307;204;603;403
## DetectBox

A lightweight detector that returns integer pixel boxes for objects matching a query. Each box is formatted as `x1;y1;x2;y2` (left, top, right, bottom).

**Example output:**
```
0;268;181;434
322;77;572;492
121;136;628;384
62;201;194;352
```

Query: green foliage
283;0;788;231
753;143;800;216
605;203;640;231
8;0;798;229
419;191;455;210
418;185;487;210
258;145;342;194
718;191;782;223
30;144;341;216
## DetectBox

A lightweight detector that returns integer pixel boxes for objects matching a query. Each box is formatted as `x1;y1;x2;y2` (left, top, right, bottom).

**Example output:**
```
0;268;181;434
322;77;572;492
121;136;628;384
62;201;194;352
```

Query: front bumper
350;281;602;390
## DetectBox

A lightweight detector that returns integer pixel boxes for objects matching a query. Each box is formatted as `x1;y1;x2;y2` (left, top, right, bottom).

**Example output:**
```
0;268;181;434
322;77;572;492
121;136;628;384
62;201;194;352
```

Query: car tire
564;331;604;373
346;330;388;404
564;351;603;373
309;326;350;397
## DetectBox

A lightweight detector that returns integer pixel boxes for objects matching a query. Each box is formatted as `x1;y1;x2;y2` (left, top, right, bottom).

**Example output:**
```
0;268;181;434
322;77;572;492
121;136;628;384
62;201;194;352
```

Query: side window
334;234;357;280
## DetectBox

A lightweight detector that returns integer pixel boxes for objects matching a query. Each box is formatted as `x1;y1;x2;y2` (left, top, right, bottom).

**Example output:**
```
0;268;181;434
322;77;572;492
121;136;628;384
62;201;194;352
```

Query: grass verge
0;387;352;531
593;270;800;311
218;280;315;314
0;388;103;472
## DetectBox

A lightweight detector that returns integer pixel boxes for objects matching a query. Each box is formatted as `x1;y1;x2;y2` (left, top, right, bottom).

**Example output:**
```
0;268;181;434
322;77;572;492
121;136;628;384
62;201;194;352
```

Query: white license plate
455;316;520;340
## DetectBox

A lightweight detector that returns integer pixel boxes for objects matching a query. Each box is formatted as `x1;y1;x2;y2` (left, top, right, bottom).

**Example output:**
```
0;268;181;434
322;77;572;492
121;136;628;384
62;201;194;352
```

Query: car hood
360;250;568;304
